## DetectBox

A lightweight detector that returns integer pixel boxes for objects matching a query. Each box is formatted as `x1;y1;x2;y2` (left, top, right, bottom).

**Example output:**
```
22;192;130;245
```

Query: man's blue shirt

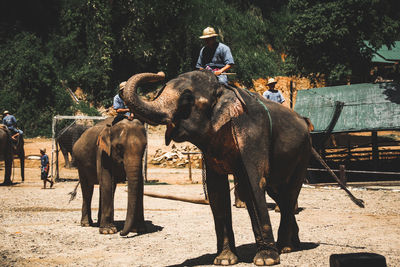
113;94;130;116
263;90;285;104
196;42;234;85
41;154;49;171
3;114;17;129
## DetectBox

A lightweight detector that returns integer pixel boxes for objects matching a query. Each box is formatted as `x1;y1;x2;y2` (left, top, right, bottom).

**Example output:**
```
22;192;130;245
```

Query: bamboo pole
144;192;209;205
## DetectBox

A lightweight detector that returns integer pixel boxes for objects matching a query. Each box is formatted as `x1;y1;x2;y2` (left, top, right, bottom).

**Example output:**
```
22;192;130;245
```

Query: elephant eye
176;90;194;120
115;144;124;157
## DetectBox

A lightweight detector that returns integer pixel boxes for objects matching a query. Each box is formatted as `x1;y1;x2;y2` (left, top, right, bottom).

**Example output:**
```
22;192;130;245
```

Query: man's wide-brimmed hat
199;27;218;39
119;81;127;91
40;148;46;153
267;78;277;85
3;110;9;115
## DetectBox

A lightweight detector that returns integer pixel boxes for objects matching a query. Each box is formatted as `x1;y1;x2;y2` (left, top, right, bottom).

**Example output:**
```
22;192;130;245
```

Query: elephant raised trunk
122;72;171;125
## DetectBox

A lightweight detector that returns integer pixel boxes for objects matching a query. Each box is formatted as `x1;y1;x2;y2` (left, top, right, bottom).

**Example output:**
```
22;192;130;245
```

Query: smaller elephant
73;117;147;235
57;124;89;168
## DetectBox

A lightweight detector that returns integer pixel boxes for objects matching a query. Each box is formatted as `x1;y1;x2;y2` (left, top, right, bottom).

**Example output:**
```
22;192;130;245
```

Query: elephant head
121;70;247;150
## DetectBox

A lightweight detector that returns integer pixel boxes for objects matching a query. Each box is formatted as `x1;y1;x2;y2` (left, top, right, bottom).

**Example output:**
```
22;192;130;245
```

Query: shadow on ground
91;220;163;237
166;242;319;266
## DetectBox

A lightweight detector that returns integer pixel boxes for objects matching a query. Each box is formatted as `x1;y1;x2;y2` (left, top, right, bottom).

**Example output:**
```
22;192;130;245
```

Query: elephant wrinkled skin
73;117;146;235
121;70;312;266
57;124;89;168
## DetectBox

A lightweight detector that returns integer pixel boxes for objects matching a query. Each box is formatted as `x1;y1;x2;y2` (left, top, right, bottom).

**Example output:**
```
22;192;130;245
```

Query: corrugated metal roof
294;82;400;133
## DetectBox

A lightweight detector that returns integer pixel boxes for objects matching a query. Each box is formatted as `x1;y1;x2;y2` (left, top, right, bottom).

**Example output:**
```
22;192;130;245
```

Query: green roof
367;41;400;63
294;82;400;133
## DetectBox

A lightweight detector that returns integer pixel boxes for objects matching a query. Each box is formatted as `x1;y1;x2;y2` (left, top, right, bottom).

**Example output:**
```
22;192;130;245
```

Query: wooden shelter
295;82;400;182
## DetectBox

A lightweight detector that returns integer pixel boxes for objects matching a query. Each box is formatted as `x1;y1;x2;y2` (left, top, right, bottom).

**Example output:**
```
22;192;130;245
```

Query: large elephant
0;125;24;184
73;117;146;235
121;71;312;266
56;124;89;168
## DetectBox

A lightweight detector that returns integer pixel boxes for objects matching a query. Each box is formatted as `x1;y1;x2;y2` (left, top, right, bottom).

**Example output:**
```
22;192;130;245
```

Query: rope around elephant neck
241;88;273;137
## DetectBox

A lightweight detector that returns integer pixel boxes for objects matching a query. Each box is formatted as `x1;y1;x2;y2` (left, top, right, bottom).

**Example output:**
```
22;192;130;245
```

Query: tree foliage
285;0;400;84
0;0;399;136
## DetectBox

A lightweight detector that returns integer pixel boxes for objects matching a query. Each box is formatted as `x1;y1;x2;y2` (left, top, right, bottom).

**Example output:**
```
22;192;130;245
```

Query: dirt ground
1;130;400;266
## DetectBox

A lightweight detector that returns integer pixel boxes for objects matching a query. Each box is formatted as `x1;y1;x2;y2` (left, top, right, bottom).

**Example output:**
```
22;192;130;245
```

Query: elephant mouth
165;122;176;146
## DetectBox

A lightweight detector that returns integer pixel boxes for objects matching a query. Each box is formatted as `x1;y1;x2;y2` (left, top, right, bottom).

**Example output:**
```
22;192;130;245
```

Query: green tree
0;32;72;137
285;0;400;85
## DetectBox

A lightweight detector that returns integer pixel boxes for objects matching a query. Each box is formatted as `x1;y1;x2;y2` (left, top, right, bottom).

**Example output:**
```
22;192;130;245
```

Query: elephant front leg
98;167;117;234
206;169;238;265
120;163;145;236
236;169;280;266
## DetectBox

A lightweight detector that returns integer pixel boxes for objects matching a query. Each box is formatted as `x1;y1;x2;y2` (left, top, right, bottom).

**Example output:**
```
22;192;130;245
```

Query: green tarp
294;82;400;133
366;41;400;63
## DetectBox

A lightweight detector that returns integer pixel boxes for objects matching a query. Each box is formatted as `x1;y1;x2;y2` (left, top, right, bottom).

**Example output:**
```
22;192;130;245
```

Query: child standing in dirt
40;148;53;189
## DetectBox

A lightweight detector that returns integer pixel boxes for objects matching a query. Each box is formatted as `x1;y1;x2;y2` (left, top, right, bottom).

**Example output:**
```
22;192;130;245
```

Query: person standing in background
40;148;53;189
262;78;285;104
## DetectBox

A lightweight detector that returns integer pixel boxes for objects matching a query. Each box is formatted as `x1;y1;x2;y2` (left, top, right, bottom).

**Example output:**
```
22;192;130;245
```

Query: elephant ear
211;87;246;133
97;125;111;157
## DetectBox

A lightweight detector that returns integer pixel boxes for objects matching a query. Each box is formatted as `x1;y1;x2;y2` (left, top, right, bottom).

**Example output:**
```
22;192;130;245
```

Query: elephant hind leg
275;166;306;253
276;196;300;253
80;180;94;227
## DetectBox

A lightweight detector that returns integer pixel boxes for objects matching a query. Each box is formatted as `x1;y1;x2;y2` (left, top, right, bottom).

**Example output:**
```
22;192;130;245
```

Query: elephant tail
303;117;314;132
311;147;365;208
68;181;80;203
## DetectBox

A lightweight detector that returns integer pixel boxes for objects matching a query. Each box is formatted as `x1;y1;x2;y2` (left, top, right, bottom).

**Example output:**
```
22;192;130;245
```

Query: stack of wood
149;144;202;168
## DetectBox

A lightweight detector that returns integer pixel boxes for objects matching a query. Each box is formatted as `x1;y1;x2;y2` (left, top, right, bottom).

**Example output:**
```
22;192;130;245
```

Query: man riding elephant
2;111;23;141
196;26;234;85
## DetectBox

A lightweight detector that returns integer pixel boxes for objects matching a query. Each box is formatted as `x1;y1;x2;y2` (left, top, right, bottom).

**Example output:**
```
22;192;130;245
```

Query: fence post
51;116;57;181
143;123;148;182
187;154;192;182
371;131;379;170
339;165;346;186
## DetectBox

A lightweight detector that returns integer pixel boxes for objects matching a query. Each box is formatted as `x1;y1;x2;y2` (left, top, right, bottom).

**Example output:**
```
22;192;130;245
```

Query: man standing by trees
262;78;285;104
196;27;235;85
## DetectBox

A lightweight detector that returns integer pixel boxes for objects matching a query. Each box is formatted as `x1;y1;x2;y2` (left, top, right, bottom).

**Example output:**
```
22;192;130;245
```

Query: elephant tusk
165;122;176;146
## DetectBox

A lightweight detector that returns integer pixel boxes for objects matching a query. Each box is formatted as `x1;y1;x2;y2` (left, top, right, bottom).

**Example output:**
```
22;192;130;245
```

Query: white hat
267;78;277;85
3;110;9;115
199;27;218;39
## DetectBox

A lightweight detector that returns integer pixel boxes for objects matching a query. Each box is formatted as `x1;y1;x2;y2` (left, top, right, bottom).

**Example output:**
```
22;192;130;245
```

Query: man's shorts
41;171;49;180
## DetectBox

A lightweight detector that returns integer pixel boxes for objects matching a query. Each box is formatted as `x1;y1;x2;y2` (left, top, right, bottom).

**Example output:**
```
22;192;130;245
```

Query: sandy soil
1;132;400;266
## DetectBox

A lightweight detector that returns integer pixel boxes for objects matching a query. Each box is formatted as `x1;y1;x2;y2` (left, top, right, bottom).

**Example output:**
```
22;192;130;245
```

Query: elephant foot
213;249;238;265
277;239;300;254
234;198;246;208
99;224;118;234
80;219;93;227
2;180;13;186
253;249;280;266
130;223;146;233
120;222;146;236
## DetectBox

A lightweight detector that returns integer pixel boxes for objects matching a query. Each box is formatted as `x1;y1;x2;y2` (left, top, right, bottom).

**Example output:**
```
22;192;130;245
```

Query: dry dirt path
0;178;399;266
1;136;400;266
